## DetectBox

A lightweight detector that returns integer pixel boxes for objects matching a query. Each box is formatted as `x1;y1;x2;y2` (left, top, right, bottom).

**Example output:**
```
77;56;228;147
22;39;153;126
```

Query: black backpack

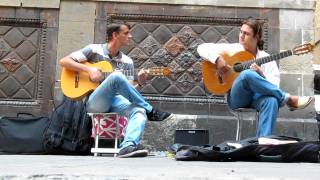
43;96;93;155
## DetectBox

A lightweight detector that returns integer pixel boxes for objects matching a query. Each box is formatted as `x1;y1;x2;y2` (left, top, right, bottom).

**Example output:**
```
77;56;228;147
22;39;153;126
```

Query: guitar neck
103;69;136;78
234;50;293;72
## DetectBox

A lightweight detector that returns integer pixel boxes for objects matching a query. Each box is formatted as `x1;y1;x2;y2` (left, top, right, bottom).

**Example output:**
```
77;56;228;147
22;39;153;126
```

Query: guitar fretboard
233;50;293;72
102;69;136;79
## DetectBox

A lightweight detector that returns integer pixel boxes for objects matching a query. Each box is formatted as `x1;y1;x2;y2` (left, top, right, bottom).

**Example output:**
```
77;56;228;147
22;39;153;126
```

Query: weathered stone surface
56;1;95;59
279;54;313;73
153;25;172;45
217;0;263;8
0;0;20;7
264;0;315;9
21;0;60;8
279;29;302;50
131;24;148;43
164;37;185;57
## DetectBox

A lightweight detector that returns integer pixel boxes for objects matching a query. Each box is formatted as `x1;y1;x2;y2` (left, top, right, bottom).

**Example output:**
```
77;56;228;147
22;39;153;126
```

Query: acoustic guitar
202;43;313;95
61;61;172;99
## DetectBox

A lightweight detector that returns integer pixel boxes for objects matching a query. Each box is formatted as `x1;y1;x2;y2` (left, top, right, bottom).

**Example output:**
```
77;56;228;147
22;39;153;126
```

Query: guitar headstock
292;43;313;55
148;67;172;76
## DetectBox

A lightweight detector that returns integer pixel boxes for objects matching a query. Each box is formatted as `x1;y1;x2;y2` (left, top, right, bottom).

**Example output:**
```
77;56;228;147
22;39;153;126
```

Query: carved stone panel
0;18;48;115
107;14;268;103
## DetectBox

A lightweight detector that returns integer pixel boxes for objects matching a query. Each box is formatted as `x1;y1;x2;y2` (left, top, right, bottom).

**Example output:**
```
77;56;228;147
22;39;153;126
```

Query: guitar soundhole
233;63;243;73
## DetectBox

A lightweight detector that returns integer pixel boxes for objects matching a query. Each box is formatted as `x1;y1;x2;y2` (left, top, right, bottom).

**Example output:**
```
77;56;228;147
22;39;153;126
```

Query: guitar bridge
75;73;79;88
217;73;223;84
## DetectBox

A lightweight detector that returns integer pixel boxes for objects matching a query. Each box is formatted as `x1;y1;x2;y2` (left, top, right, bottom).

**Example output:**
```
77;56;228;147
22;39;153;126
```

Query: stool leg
255;111;259;130
89;114;99;157
114;114;120;157
94;114;101;157
94;135;99;157
236;113;240;141
236;111;242;141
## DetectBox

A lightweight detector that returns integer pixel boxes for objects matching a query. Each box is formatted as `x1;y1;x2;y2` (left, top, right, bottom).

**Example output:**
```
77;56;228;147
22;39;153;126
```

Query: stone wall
314;0;320;65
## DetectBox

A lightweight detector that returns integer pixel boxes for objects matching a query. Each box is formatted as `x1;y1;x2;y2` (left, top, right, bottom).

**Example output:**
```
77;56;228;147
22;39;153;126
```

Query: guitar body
61;61;113;99
202;51;255;95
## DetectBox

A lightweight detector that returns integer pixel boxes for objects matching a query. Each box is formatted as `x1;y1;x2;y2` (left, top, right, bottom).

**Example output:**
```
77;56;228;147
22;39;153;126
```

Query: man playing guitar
197;18;313;137
59;23;173;157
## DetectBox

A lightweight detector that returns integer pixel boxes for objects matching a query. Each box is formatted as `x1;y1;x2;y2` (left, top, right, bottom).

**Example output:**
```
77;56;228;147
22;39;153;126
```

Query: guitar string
234;50;293;71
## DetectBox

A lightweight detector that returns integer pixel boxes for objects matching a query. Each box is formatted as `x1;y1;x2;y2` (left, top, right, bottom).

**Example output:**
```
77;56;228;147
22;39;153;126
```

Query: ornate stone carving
128;48;149;67
164;37;184;57
0;57;21;72
140;36;160;56
0;40;10;59
0;17;47;105
168;61;184;81
150;48;173;66
107;13;268;102
176;51;195;69
177;26;197;46
176;73;195;93
188;39;205;60
187;62;202;82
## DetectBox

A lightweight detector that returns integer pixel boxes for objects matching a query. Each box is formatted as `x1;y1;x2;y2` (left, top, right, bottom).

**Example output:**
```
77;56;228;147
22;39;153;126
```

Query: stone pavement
0;154;319;180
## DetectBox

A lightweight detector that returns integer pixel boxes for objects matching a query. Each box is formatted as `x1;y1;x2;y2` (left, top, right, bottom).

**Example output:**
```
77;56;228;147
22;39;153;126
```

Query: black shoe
147;109;173;121
117;145;148;158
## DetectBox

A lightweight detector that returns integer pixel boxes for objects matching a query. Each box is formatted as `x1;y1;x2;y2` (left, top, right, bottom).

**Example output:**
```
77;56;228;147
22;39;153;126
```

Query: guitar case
174;136;320;163
0;113;49;154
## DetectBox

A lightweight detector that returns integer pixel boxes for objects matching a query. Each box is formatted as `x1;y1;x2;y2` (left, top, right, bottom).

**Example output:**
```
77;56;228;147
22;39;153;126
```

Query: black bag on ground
43;96;93;155
174;136;320;163
0;113;49;154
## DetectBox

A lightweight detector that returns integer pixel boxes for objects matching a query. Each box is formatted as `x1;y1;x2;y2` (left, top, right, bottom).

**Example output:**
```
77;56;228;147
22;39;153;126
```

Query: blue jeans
228;70;288;137
86;71;153;149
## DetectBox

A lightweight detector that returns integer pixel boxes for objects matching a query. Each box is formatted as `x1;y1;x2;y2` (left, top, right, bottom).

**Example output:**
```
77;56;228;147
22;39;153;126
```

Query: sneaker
287;96;314;111
117;145;148;158
147;108;173;121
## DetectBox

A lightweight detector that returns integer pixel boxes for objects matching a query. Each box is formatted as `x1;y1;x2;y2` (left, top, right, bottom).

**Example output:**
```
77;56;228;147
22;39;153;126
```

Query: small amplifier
174;129;209;146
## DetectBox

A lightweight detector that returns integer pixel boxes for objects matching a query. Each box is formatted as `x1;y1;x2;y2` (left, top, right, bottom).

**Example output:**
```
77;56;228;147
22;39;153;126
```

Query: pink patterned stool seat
91;113;128;139
88;113;128;156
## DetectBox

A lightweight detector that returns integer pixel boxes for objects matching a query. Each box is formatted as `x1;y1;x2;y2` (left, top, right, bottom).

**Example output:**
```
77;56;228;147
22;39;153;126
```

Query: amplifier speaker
174;129;209;146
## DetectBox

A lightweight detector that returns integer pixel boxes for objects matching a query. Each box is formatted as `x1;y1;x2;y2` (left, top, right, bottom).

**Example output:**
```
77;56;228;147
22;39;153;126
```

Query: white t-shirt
197;43;280;87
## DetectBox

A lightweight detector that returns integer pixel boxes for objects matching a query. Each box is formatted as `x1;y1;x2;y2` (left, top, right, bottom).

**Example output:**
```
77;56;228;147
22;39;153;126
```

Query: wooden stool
88;113;128;157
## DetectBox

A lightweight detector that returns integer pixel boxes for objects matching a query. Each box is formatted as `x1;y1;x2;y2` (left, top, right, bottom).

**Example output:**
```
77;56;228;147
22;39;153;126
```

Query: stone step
142;114;319;151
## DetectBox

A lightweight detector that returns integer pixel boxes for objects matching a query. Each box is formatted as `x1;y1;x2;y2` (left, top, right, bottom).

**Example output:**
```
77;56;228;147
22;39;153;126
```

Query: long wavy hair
242;19;264;50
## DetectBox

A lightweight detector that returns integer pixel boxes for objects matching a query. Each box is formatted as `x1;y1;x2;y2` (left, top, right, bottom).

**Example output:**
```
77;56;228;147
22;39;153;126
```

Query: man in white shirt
197;19;313;137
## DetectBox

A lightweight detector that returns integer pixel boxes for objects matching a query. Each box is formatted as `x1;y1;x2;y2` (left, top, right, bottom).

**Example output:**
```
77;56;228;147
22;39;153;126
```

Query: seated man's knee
86;102;105;113
109;71;126;82
127;106;147;121
264;97;279;108
239;69;256;79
